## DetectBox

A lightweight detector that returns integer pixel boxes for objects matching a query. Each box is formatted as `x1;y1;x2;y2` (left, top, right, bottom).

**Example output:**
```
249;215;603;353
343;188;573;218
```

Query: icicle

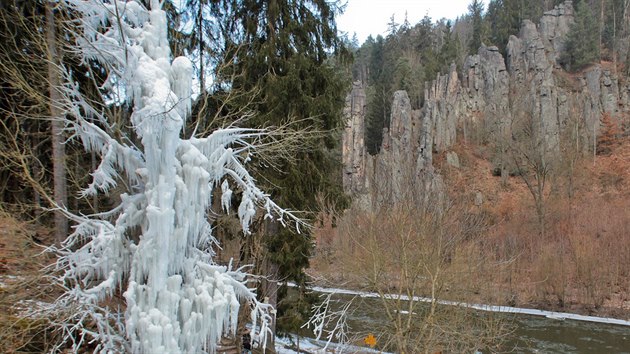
221;180;232;213
171;56;193;120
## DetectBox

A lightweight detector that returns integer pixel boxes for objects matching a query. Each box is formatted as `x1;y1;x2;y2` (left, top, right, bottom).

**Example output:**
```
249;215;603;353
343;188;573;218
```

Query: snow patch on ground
275;334;389;354
301;284;630;327
0;275;23;288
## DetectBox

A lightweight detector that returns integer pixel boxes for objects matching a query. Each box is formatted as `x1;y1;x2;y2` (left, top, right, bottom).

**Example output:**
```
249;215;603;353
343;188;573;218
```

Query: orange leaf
364;333;377;348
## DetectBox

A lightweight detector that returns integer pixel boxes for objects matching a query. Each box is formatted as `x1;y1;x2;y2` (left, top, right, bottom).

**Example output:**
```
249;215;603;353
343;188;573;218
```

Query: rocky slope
343;0;630;208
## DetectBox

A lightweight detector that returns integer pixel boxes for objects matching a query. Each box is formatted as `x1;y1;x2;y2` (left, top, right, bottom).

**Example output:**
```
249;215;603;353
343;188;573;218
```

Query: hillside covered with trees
317;0;630;351
1;0;630;353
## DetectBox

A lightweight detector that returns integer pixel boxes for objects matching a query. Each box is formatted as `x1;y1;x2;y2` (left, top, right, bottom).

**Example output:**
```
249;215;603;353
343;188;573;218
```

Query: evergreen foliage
439;21;461;70
485;0;565;54
467;0;486;54
189;0;350;335
353;15;463;155
561;0;600;71
485;0;524;54
364;35;393;155
600;0;626;61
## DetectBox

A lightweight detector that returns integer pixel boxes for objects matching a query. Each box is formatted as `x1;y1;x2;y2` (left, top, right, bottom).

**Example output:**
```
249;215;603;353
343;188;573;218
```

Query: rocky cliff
342;81;368;195
342;1;630;209
344;89;445;210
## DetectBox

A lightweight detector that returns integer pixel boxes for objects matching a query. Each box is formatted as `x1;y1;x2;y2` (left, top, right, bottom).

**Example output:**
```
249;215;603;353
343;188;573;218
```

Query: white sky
337;0;489;44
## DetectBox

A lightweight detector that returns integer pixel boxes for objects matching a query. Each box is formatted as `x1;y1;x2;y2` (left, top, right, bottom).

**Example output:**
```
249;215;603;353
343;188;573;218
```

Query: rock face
539;0;574;62
463;45;510;116
342;81;367;195
341;89;445;209
425;63;461;153
507;19;560;154
341;1;630;210
370;91;445;208
372;91;415;204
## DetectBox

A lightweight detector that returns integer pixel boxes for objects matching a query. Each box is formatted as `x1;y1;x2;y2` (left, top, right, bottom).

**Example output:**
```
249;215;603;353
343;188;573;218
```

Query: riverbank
311;140;630;327
286;283;630;353
293;281;630;327
306;267;630;326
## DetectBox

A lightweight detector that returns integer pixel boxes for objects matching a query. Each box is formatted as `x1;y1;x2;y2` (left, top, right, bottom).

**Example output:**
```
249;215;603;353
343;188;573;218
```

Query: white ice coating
52;1;301;353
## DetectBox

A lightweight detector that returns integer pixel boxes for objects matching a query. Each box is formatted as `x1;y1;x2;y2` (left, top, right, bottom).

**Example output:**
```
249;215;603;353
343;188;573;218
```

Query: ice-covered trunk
120;5;213;353
126;115;183;351
123;5;181;352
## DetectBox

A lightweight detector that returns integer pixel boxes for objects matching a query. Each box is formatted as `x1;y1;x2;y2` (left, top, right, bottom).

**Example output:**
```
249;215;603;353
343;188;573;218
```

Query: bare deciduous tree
45;1;68;244
333;195;508;353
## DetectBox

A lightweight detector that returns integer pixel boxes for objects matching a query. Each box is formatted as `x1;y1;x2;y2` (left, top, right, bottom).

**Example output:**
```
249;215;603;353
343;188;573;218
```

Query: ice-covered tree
46;0;301;352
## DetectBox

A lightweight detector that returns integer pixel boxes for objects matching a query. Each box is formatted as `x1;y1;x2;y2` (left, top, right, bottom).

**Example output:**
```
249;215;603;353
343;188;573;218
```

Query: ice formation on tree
48;1;300;352
303;293;352;349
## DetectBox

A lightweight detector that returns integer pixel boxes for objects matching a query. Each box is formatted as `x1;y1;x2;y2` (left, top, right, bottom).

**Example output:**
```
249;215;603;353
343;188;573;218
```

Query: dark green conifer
214;0;350;336
561;0;600;70
468;0;486;54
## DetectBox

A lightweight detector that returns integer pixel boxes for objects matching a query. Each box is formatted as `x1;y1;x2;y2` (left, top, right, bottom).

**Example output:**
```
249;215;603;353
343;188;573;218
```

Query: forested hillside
313;1;630;351
1;0;630;353
351;0;629;155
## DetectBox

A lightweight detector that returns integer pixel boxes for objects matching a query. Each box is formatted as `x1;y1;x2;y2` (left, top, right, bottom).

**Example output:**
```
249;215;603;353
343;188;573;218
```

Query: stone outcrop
463;45;510;116
371;91;445;208
580;65;625;138
341;1;630;210
507;19;560;153
371;91;416;205
342;81;367;195
539;0;574;62
341;89;445;209
424;63;461;152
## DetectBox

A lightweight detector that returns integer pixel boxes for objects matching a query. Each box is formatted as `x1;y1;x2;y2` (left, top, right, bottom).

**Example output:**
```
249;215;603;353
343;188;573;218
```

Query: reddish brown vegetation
312;136;630;319
438;136;630;316
0;214;59;353
597;112;622;155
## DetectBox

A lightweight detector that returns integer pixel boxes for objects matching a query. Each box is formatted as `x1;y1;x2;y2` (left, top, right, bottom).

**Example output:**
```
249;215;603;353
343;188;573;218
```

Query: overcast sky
337;0;489;44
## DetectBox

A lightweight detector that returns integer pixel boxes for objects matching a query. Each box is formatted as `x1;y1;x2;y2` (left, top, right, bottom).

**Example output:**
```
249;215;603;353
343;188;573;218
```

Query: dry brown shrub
597;113;622;156
0;213;60;353
311;199;511;353
484;190;630;314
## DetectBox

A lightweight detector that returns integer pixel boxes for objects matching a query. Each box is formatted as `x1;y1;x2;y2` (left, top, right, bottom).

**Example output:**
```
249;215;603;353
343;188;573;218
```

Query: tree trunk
261;219;279;353
46;2;68;245
599;0;615;62
198;1;204;93
31;124;42;220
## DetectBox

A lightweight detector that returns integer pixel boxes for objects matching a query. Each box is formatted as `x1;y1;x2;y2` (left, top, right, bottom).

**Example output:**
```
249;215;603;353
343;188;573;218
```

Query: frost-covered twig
302;293;353;350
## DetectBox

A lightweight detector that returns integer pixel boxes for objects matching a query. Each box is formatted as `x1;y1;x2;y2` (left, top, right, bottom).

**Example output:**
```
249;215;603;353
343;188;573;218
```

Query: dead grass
0;212;60;353
312;138;630;319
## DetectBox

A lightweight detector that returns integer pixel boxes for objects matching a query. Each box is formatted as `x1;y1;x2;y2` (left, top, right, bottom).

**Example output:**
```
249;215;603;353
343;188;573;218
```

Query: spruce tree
439;21;460;68
364;35;393;155
562;0;600;70
206;0;349;336
468;0;486;54
486;0;521;54
485;0;565;54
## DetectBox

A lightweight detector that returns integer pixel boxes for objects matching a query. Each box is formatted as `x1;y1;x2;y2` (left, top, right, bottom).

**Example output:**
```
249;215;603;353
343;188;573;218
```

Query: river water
508;314;630;353
301;290;630;353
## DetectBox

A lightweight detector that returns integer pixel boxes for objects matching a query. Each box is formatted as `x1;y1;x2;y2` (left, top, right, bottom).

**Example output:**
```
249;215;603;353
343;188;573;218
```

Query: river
295;287;630;353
